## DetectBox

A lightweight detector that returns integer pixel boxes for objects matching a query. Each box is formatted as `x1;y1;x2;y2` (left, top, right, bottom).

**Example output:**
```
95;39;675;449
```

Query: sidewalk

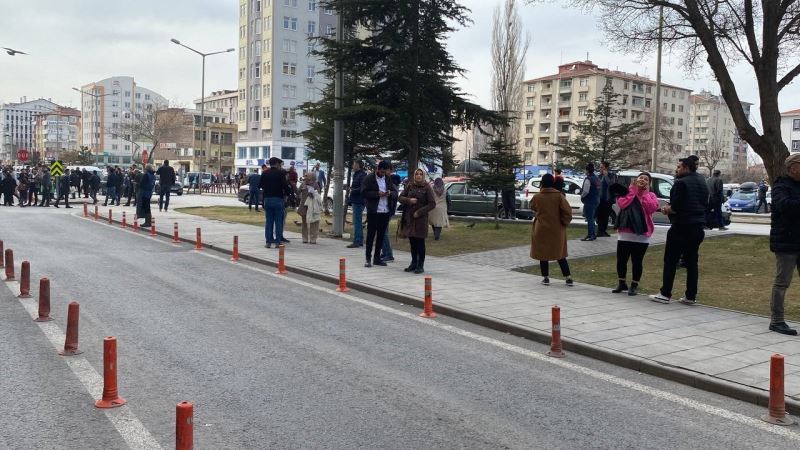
87;203;800;409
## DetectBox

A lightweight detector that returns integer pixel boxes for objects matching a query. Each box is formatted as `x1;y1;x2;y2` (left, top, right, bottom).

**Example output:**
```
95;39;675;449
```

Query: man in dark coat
89;170;100;204
705;169;726;230
81;168;90;198
53;169;72;208
104;167;117;206
156;160;176;212
39;168;52;207
361;160;398;267
346;160;367;248
247;168;262;211
138;165;156;227
580;163;601;241
1;170;16;206
768;153;800;335
259;158;292;248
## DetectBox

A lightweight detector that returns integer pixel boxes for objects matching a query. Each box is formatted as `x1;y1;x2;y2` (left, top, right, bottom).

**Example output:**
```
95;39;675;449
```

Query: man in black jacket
260;157;292;248
53;169;73;208
361;160;398;267
156;160;176;212
768;153;800;335
705;169;726;230
651;155;708;305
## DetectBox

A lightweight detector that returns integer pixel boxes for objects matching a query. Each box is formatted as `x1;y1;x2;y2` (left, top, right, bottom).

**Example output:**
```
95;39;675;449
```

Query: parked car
155;177;184;196
237;184;345;212
523;176;584;212
184;172;212;189
614;170;675;224
445;181;532;219
726;189;759;213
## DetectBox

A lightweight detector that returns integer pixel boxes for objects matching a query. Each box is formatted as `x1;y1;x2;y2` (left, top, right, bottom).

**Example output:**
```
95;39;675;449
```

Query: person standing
260;157;291;248
123;166;134;206
612;172;660;296
287;163;299;207
346;160;367;248
596;161;616;237
247;168;261;211
89;170;100;204
39;167;52;207
299;172;322;244
81;168;90;198
104;167;117;206
361;160;398;267
428;177;449;241
1;169;16;206
16;169;29;207
650;155;709;305
767;154;800;335
580;163;601;241
705;169;727;230
398;169;436;274
756;179;769;214
554;168;565;193
530;174;573;286
53;169;72;208
70;169;81;199
137;165;156;227
156;160;176;212
29;167;41;206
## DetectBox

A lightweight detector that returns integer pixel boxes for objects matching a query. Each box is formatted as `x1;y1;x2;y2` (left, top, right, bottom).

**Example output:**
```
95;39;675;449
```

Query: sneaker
280;238;290;244
346;243;362;248
719;226;728;231
679;297;697;306
580;236;596;242
565;278;574;287
540;277;550;286
265;243;272;248
769;322;798;336
381;257;395;263
364;260;372;268
649;293;671;304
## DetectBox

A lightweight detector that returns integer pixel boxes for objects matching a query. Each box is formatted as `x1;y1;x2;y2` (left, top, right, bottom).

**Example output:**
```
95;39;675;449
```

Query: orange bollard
0;240;4;268
419;276;436;318
150;219;157;236
547;305;565;358
133;215;140;232
761;354;795;425
94;205;99;220
95;336;127;408
59;302;83;356
4;249;14;281
176;401;194;450
231;236;239;262
34;278;54;322
122;211;127;228
195;228;203;250
19;261;32;298
108;209;113;224
336;258;349;292
173;223;180;244
83;203;88;217
276;244;288;275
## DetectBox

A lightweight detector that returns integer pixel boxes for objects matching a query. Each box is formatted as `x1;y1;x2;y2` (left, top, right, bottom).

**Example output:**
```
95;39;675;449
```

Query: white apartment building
1;97;60;162
34;106;82;160
194;89;239;124
79;76;167;165
781;108;800;154
236;0;337;173
451;125;492;164
519;60;691;170
686;91;751;175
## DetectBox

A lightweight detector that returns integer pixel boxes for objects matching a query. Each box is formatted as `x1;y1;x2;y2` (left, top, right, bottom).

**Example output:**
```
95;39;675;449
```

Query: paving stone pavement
86;203;800;402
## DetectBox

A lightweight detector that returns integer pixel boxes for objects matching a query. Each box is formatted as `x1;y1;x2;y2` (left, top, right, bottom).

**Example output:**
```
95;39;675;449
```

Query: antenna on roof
560;49;563;65
586;51;589;61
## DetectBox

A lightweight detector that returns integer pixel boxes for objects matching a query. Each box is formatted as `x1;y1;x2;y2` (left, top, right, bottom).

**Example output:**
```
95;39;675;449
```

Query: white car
523;176;584;212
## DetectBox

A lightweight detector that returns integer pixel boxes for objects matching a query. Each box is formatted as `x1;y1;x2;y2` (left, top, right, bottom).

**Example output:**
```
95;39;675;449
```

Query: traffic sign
50;160;64;177
17;149;29;161
142;150;149;164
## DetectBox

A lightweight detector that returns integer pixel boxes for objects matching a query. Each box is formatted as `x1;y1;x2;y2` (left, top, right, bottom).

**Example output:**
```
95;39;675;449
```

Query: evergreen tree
470;137;521;228
553;83;645;170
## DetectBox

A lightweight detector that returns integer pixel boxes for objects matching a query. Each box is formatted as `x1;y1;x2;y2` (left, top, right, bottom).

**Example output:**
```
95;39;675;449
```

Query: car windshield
731;191;756;200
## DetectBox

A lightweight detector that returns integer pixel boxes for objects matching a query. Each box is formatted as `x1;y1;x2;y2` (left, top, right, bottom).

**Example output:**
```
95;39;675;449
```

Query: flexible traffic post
176;401;194;450
34;278;53;322
276;244;288;275
547;305;565;358
19;261;32;298
59;302;83;356
761;354;794;425
94;205;99;220
150;218;157;237
0;240;4;268
195;228;202;250
4;249;14;281
133;215;139;232
122;211;127;228
336;258;349;292
231;236;239;262
419;276;436;318
108;209;113;224
83;203;88;217
173;223;180;244
95;336;127;408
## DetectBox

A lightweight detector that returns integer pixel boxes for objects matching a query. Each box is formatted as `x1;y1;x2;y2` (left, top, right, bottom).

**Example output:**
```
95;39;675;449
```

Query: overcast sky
2;0;798;130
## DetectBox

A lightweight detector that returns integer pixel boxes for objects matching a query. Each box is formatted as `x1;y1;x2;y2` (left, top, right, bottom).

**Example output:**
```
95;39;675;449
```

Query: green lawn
176;206;592;257
517;235;800;321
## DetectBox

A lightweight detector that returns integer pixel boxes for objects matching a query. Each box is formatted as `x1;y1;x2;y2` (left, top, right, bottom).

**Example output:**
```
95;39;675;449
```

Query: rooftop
524;60;690;92
781;108;800;116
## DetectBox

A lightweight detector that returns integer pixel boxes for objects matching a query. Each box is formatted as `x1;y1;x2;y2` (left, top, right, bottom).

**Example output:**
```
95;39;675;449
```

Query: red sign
17;149;29;161
142;150;149;164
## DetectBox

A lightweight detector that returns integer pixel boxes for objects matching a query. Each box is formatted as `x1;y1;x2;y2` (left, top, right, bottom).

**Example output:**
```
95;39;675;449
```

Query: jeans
756;198;768;213
660;223;705;300
365;212;391;262
616;240;649;282
264;197;285;244
106;186;116;205
159;189;171;210
583;201;599;237
382;227;394;260
771;252;800;324
351;203;364;245
248;189;260;209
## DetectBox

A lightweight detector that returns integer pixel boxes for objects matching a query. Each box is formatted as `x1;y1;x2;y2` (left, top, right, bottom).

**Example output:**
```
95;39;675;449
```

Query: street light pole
650;6;664;172
332;11;345;237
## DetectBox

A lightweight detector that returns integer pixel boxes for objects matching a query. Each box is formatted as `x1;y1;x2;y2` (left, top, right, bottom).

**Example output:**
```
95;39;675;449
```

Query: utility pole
332;11;345;237
650;6;664;172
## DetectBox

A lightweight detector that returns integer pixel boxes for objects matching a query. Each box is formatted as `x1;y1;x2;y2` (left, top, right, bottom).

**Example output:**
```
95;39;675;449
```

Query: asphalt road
0;205;795;449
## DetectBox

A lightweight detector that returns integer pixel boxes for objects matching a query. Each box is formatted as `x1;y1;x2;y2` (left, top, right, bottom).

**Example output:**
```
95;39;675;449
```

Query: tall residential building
1;97;60;162
236;0;336;173
686;91;752;175
34;106;82;160
153;108;237;175
519;60;691;170
194;90;239;124
79;76;167;165
781;108;800;154
451;125;491;164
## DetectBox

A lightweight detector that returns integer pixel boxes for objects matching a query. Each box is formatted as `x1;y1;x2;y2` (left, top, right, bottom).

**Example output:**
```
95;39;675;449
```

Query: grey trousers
771;252;800;324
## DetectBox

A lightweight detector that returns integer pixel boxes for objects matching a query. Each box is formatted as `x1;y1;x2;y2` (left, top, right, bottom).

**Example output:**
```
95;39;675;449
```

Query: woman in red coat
398;168;436;274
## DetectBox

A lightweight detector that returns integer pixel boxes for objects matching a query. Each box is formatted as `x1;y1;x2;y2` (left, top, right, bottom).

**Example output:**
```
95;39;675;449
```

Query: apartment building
152;108;236;174
781;108;800;154
33;106;82;160
194;90;239;124
686;91;751;175
1;97;60;162
79;76;167;165
236;0;336;173
451;125;492;164
519;60;691;169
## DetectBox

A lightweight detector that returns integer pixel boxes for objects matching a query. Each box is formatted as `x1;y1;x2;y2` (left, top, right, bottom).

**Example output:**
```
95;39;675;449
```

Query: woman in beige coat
299;172;322;244
428;177;449;241
530;173;574;286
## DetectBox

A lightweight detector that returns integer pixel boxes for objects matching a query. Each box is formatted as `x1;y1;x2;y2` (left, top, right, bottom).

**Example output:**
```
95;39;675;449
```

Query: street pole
650;6;664;172
332;11;345;237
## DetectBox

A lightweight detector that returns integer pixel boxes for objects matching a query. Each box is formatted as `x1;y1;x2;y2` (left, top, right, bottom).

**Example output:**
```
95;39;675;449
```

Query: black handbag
615;196;648;235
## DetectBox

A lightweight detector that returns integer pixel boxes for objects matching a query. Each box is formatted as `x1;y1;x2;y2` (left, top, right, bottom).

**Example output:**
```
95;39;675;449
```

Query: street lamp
170;38;234;191
73;87;111;164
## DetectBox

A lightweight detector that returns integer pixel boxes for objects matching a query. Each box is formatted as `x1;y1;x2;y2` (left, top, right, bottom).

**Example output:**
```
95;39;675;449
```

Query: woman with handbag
530;173;574;286
299;172;322;244
612;172;660;296
398;168;436;274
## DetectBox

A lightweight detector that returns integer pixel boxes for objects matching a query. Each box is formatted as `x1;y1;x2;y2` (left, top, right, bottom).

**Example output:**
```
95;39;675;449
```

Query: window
262;106;271;119
264;61;271;74
282;39;296;53
578;107;587;117
255;0;261;11
281;147;297;159
307;42;315;54
671;104;675;112
794;119;800;130
265;16;271;30
622;95;628;105
526;98;535;107
282;85;297;98
578;92;587;102
324;7;333;14
526;84;535;93
255;18;262;33
238;147;247;159
653;178;672;199
448;183;465;195
579;78;588;87
282;62;297;75
678;118;683;125
308;0;316;10
249;146;259;158
283;16;298;30
525;125;533;134
263;84;271;97
255;40;262;54
669;117;674;125
125;91;131;97
525;111;534;120
281;107;297;120
671;90;676;98
284;0;297;5
325;24;333;36
307;21;316;34
793;140;800;150
264;39;271;52
677;132;683;139
624;81;629;90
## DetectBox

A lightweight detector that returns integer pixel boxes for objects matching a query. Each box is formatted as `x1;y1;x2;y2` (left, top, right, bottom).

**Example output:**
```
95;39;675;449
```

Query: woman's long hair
433;177;445;196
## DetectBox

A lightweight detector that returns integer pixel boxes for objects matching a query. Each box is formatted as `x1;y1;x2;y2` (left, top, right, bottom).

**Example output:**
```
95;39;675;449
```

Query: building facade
79;76;167;165
236;0;337;173
1;97;60;162
194;90;239;124
781;108;800;154
34;106;82;160
686;91;751;175
152;108;236;175
519;60;691;170
451;125;492;165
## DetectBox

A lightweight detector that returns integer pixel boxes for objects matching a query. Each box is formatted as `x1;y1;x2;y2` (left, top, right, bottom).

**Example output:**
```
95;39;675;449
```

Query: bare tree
113;104;186;164
557;0;800;183
491;0;530;144
697;132;728;176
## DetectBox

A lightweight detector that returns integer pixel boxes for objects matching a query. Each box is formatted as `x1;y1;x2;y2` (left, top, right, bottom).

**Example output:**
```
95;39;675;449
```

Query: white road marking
86;216;800;439
2;279;162;450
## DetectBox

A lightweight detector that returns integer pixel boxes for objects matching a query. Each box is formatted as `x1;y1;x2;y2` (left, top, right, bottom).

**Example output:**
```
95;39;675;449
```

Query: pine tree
470;137;522;228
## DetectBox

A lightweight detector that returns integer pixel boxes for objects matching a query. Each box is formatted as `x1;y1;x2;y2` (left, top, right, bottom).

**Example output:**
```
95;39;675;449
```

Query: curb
94;212;800;415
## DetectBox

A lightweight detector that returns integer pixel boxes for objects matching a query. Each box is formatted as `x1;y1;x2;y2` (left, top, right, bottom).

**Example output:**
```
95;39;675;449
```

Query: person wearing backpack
612;172;660;296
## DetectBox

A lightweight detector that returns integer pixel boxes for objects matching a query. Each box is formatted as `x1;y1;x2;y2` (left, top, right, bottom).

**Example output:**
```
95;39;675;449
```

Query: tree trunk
323;165;333;215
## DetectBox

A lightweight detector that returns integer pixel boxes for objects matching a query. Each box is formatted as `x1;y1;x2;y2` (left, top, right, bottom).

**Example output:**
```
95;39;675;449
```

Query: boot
404;259;417;272
612;280;629;293
628;282;639;296
413;255;425;274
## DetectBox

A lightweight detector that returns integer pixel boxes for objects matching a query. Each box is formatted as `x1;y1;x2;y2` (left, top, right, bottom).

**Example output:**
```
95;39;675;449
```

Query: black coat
668;172;709;225
361;173;398;214
769;176;800;253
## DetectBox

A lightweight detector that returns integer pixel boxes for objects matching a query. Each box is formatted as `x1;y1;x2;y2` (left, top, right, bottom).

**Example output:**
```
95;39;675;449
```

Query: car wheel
177;191;183;196
243;194;249;204
496;205;508;219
